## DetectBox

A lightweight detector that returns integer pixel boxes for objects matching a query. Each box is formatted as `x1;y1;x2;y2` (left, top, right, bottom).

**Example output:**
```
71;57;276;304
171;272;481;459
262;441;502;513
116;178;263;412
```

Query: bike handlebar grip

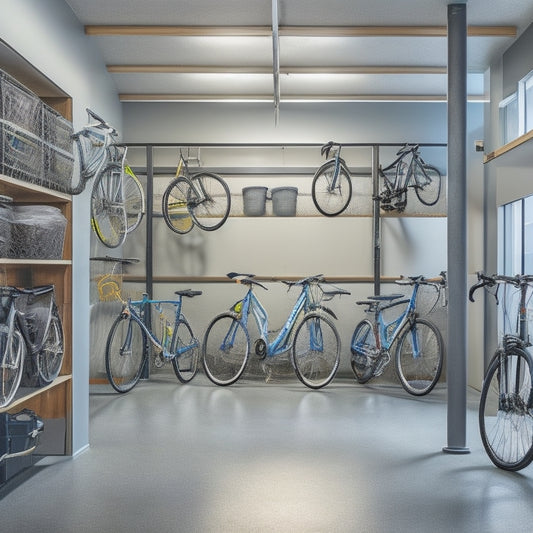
469;282;484;302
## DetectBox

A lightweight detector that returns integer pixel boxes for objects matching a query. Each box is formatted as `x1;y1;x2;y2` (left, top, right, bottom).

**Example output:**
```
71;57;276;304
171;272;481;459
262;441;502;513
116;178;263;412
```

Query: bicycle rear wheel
91;163;128;248
105;314;147;393
202;313;249;386
33;312;64;386
292;313;340;389
479;348;533;471
395;318;443;395
123;166;145;234
189;172;231;231
311;160;352;217
0;329;25;408
171;319;199;383
350;319;377;383
414;164;441;207
162;177;194;234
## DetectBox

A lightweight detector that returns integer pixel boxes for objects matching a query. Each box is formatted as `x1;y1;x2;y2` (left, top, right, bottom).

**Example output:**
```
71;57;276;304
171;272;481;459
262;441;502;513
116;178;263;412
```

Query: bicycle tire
105;314;147;393
33;312;64;386
162;176;194;235
171;319;199;383
202;313;249;386
395;318;443;395
0;329;25;408
188;172;231;231
291;313;340;389
479;347;533;471
123;166;145;234
311;160;352;217
413;164;441;207
350;319;377;384
91;163;128;248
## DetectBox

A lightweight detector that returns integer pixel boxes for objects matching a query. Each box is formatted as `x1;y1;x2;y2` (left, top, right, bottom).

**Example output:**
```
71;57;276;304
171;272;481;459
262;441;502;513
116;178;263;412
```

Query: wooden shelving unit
0;174;73;456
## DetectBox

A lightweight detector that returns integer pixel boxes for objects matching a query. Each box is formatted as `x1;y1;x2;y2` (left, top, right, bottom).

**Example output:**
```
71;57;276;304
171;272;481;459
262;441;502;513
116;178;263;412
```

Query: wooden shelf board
0;259;72;266
484;129;533;163
0;174;71;202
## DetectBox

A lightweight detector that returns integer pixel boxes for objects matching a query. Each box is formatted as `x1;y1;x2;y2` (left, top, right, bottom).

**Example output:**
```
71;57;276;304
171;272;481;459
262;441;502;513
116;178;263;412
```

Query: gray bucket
271;187;298;216
242;186;268;216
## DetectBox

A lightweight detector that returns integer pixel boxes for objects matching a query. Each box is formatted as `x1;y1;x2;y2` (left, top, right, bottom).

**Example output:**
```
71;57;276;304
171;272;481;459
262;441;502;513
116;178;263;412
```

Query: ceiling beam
107;65;449;74
85;25;516;38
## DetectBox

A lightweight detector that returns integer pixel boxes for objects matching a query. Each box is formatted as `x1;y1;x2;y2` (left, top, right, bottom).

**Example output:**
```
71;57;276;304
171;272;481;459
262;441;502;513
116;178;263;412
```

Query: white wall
0;0;122;453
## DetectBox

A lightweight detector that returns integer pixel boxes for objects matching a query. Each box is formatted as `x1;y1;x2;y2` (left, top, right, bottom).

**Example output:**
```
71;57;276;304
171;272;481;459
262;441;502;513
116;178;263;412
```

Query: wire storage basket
242;186;268;216
0;195;13;257
271;186;298;216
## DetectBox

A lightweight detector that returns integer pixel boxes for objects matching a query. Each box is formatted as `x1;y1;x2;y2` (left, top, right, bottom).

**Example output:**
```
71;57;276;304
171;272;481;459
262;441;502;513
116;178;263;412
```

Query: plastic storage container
10;205;67;259
242;186;268;216
271;186;298;216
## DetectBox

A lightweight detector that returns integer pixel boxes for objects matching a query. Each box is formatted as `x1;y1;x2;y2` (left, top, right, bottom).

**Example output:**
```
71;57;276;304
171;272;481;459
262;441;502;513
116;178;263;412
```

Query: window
499;92;519;145
500;69;533;145
521;70;533;134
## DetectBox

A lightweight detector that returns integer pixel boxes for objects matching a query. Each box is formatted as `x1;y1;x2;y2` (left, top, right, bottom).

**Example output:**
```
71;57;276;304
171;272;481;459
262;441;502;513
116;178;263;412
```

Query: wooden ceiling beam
86;25;516;38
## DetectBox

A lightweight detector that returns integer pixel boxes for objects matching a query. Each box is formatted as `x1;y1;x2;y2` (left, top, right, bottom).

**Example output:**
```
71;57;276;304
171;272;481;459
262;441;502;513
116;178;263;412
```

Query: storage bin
10;205;67;259
271;186;298;216
0;71;42;137
0;121;44;186
242;186;268;216
44;144;74;193
0;195;13;257
42;104;73;154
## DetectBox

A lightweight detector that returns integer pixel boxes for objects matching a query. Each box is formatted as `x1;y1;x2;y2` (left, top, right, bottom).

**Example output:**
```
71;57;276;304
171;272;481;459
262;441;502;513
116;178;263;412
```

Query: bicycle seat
367;294;404;301
175;289;202;298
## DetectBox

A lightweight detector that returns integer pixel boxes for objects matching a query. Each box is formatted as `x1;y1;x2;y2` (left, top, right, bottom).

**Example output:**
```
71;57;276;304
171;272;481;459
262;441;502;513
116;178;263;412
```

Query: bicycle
105;289;203;393
71;108;145;248
202;273;350;389
469;272;533;471
311;141;442;216
162;150;231;234
350;274;445;395
0;285;64;408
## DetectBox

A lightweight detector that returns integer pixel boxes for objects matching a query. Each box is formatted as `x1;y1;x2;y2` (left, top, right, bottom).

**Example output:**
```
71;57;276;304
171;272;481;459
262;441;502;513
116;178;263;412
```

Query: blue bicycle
350;274;445;395
202;273;350;389
105;289;202;393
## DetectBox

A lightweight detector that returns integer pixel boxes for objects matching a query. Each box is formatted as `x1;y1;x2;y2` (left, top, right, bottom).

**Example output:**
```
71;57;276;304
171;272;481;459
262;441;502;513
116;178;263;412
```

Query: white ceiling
62;0;533;103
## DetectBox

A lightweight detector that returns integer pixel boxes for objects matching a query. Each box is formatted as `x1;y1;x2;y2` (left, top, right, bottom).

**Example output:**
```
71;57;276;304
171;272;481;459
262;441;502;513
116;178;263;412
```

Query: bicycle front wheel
395;318;443;395
34;313;64;386
171;319;199;383
105;314;147;393
162;177;194;234
414;164;441;207
479;348;533;471
189;172;231;231
312;160;352;217
0;329;25;408
123;166;145;234
202;313;249;386
91;163;128;248
350;319;377;384
292;313;340;389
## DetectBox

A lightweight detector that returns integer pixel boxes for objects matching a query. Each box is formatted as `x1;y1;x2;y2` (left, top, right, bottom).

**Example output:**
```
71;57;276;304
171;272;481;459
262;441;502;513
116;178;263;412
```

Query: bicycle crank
254;338;267;359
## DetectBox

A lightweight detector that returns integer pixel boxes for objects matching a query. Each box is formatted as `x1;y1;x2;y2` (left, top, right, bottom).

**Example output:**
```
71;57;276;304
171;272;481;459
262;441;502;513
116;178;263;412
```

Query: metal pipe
443;2;470;454
272;0;280;124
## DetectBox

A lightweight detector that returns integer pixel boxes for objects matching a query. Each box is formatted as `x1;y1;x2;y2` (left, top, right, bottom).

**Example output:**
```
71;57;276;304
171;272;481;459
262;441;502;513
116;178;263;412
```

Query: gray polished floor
2;373;533;532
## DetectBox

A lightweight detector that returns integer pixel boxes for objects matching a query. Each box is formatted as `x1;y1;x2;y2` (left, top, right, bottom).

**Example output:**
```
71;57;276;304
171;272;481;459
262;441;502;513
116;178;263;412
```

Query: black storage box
0;409;44;483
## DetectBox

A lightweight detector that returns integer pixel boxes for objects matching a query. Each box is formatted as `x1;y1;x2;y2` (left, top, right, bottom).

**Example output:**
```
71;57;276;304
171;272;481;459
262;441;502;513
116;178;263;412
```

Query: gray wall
0;0;122;454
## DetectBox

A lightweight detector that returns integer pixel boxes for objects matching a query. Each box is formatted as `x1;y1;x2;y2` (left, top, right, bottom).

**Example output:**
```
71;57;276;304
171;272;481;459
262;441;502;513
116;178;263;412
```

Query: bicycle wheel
479;348;533;471
162;177;194;235
292;313;340;389
34;313;64;386
350;319;377;384
91;163;128;248
311;160;352;217
123;166;145;234
395;318;443;395
0;329;25;408
414;164;441;207
105;314;147;393
202;313;249;386
188;172;231;231
171;319;199;383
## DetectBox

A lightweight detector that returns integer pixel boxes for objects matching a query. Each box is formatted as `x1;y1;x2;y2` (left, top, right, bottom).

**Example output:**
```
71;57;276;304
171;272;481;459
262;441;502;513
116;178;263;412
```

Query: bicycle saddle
175;289;202;298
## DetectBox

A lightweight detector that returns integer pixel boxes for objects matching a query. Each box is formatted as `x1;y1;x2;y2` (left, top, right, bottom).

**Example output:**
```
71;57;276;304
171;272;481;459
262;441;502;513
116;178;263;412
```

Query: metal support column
443;2;470;454
372;145;381;295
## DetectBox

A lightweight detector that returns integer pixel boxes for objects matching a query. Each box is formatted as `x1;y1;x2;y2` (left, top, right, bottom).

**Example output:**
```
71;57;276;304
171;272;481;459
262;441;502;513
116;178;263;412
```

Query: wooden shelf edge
0;174;72;202
0;375;72;413
484;129;533;163
0;259;72;266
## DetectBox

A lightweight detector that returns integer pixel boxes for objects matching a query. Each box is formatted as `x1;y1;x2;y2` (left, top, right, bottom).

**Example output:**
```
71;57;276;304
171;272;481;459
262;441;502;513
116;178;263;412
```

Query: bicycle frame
123;294;198;360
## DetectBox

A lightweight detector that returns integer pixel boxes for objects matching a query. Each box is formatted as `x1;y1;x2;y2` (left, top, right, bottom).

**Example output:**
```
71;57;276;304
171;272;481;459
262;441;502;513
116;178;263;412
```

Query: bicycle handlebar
321;141;340;159
468;272;533;302
85;108;117;136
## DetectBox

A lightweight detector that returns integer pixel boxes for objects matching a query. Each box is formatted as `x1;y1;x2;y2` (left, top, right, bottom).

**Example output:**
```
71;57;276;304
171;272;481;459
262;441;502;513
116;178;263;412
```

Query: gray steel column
443;2;470;454
372;145;381;295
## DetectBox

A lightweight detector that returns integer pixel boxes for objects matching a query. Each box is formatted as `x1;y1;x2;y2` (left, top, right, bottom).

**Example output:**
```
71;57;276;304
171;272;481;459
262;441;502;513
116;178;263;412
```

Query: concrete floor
2;373;533;532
